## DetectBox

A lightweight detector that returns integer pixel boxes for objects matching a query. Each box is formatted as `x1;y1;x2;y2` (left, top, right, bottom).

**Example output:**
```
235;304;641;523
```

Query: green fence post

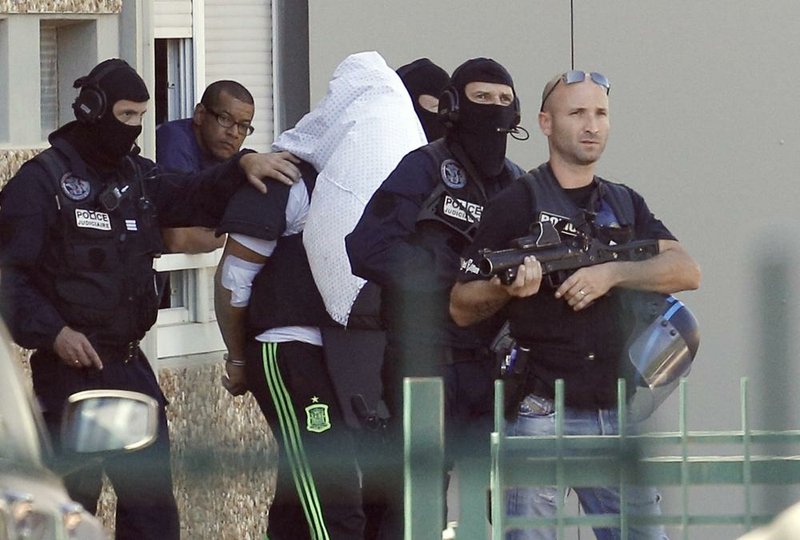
679;378;689;540
741;378;753;532
554;379;567;538
618;379;629;540
404;377;445;540
492;379;505;540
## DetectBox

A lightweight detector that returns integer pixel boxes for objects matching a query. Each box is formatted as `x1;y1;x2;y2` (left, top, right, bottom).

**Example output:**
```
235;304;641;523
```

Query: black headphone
436;86;460;129
437;85;521;129
72;59;130;124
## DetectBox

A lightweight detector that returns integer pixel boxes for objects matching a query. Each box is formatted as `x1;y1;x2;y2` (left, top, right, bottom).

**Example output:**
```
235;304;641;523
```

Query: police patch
443;194;482;224
538;211;579;237
75;208;111;231
441;159;467;189
305;402;331;433
60;173;91;201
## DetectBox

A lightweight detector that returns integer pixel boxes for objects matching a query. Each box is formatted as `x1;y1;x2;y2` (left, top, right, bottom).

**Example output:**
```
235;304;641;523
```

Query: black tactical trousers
32;348;180;540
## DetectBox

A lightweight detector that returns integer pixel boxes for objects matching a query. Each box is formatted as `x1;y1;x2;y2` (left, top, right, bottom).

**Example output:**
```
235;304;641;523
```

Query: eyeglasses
540;71;611;111
204;106;254;136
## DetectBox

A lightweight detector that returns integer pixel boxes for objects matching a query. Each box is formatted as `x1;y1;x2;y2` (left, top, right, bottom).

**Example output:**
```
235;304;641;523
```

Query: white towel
272;51;427;325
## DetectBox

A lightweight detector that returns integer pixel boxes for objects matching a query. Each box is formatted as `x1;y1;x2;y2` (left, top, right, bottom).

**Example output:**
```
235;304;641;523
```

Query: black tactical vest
35;146;164;345
509;163;637;408
416;139;524;246
408;140;523;349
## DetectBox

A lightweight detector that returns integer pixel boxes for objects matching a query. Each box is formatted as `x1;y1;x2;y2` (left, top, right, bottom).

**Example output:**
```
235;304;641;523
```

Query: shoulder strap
595;179;635;226
419;139;450;166
421;139;485;196
520;164;546;205
32;148;70;194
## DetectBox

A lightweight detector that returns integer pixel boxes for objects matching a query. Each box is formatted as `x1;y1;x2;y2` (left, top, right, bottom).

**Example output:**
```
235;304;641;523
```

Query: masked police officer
0;58;300;540
345;57;525;538
395;57;451;142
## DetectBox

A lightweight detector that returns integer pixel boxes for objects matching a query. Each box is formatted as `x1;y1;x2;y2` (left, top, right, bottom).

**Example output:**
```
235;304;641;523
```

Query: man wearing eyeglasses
450;70;701;539
157;80;265;254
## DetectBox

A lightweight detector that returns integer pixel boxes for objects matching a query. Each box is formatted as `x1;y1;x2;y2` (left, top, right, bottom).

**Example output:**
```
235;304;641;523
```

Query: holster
501;346;532;420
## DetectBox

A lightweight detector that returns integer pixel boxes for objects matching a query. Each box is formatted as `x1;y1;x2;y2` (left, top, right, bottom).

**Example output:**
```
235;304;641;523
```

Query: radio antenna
570;0;575;69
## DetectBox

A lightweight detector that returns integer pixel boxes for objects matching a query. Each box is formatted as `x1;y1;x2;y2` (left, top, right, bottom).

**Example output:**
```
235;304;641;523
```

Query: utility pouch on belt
490;321;531;420
501;346;532;420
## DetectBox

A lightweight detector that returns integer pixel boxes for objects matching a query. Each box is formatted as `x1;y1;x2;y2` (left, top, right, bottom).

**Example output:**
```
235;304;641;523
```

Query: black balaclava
69;59;150;170
446;57;518;178
396;58;450;142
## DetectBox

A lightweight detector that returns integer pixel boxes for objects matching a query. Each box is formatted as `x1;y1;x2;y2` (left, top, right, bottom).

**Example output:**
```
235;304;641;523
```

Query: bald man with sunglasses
450;71;701;539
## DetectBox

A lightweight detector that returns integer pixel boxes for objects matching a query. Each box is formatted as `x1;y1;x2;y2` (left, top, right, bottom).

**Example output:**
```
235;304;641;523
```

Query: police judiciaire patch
443;195;482;224
75;208;111;231
60;173;91;201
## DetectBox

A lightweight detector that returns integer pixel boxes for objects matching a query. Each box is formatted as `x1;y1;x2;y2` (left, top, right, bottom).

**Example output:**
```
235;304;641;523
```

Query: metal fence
404;377;800;540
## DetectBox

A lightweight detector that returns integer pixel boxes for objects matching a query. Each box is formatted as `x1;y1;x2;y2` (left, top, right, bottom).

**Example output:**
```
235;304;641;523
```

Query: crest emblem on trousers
305;402;331;433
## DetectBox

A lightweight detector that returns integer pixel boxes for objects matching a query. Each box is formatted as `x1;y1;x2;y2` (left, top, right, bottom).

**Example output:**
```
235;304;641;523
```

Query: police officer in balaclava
67;58;151;169
0;57;303;540
347;57;525;537
396;58;450;142
439;57;520;178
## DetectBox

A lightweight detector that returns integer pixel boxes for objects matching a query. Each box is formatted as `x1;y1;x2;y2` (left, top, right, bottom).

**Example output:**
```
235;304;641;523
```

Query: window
40;22;59;138
0;18;9;142
154;38;197;316
154;38;195;126
152;38;226;359
38;19;97;140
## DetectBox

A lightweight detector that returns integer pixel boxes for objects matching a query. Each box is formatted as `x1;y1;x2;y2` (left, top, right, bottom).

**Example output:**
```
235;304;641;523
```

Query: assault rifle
479;221;660;286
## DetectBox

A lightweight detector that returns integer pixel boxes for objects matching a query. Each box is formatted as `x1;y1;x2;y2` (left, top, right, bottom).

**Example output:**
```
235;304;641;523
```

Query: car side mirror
60;390;159;454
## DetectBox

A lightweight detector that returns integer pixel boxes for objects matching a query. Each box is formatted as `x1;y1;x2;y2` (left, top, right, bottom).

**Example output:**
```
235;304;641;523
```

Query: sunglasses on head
540;71;611;111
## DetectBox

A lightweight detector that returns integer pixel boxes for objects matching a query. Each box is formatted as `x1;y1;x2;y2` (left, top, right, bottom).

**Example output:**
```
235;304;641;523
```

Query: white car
0;326;159;540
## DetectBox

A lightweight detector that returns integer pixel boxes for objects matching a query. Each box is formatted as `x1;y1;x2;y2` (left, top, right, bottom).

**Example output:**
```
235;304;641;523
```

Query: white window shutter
204;0;274;152
155;0;194;38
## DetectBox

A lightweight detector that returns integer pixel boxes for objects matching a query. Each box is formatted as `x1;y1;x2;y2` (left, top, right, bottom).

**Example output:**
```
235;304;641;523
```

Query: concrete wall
308;1;800;535
308;0;800;431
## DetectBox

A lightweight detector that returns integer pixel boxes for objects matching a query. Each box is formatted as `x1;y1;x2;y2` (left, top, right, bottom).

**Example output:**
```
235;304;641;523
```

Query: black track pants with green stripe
245;339;365;540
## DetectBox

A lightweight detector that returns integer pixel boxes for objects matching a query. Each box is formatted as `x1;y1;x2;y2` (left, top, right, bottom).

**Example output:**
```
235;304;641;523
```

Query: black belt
94;340;141;363
444;346;491;365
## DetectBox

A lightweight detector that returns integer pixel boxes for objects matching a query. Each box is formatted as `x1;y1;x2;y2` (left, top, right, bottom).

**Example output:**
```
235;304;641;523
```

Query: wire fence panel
405;377;800;540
